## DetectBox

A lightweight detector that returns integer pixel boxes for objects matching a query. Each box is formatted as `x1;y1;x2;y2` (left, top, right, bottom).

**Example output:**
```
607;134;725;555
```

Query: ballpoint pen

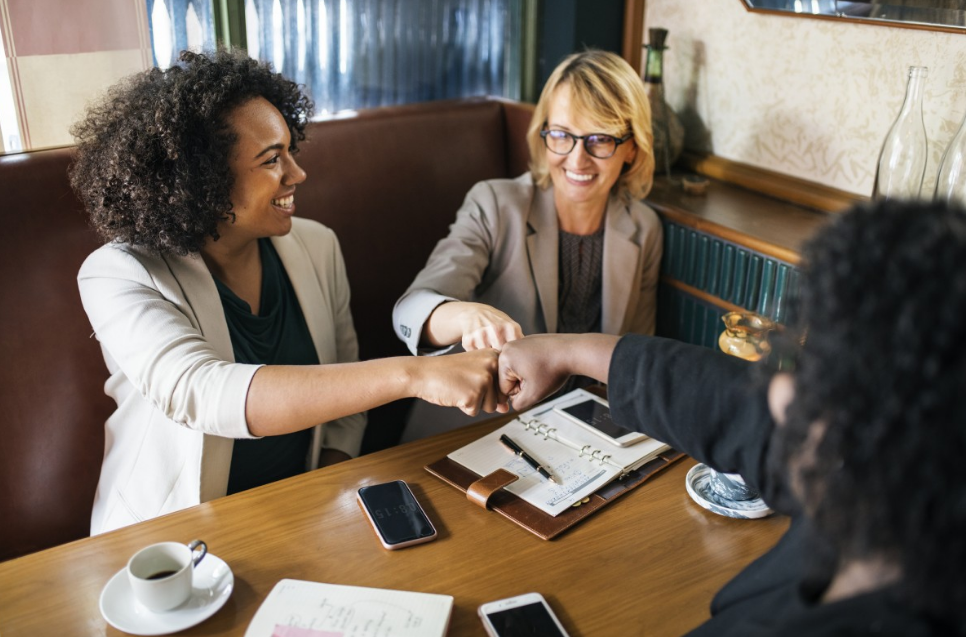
499;434;559;484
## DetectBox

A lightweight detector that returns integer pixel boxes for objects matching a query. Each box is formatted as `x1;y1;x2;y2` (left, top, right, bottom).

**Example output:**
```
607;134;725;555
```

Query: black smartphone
356;480;437;550
554;395;648;447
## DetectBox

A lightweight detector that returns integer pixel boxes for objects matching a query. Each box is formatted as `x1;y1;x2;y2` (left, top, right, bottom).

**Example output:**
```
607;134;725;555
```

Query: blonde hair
527;50;654;201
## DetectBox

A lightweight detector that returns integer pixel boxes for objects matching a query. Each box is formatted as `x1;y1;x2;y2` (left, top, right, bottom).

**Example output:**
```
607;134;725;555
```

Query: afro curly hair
69;49;313;255
775;198;966;627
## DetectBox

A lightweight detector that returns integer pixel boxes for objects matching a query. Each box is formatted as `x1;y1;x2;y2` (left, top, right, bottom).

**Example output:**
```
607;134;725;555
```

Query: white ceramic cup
126;539;207;612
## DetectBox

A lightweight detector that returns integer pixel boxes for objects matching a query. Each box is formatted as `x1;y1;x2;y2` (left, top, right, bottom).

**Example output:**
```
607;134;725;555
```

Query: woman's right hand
411;348;506;416
425;301;524;351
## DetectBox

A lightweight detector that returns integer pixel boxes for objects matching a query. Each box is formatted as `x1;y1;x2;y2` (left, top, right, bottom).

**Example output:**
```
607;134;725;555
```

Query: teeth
272;195;294;208
566;170;594;182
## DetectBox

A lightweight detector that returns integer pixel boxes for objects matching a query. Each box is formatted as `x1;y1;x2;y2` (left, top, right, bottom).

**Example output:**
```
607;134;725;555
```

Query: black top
608;334;950;637
215;239;319;495
557;227;604;335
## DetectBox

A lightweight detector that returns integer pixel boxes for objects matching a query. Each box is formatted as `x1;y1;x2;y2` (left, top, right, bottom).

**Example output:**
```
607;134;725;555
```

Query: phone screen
485;602;568;637
357;481;435;546
560;400;634;439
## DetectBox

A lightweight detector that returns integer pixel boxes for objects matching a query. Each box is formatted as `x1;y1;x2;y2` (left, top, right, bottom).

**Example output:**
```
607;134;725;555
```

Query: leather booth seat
0;96;534;561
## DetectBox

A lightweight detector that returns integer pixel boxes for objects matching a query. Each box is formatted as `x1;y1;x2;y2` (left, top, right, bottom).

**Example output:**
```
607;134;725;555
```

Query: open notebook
426;389;684;539
245;579;453;637
446;389;670;516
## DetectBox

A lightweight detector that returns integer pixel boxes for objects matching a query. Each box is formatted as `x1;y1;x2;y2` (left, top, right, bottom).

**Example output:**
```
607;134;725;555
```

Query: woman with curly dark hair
73;50;503;535
495;199;966;635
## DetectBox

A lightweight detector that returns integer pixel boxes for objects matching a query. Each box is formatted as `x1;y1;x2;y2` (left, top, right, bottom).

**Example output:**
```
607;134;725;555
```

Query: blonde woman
393;50;661;439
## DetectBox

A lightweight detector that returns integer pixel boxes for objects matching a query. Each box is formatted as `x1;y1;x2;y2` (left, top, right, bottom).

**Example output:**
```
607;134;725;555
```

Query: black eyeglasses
540;129;633;159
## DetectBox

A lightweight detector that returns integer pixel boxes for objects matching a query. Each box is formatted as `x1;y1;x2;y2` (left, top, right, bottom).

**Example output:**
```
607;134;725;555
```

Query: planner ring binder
425;389;686;540
426;449;684;540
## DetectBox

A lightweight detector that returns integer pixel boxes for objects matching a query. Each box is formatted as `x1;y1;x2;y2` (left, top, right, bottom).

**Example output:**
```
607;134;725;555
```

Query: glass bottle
934;108;966;208
873;66;928;201
644;28;684;179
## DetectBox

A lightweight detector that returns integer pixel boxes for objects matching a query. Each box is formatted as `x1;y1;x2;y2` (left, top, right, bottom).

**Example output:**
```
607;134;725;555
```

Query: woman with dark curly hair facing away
496;198;966;635
72;50;503;535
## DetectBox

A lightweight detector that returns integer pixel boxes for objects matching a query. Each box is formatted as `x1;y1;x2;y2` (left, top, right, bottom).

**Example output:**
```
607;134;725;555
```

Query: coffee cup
126;539;207;612
710;471;759;502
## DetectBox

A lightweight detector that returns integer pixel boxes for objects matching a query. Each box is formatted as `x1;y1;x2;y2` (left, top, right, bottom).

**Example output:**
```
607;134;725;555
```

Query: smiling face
220;96;307;246
544;83;636;218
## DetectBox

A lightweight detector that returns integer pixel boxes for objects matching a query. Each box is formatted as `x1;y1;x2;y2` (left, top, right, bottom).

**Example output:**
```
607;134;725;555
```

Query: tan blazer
78;217;366;535
393;173;663;355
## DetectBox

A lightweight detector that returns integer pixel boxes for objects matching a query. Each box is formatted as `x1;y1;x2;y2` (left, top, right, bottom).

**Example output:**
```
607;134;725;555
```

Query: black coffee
145;570;178;580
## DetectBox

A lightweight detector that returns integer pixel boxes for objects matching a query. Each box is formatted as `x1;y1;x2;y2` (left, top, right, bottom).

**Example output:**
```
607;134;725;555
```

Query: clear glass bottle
644;28;684;179
934;108;966;208
873;66;928;201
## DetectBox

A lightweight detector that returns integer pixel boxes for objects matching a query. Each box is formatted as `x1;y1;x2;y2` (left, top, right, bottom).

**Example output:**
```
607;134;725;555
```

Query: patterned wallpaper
644;0;966;197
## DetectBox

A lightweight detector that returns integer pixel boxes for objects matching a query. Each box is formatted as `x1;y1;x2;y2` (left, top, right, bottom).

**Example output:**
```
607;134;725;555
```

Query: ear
768;373;795;426
624;139;637;165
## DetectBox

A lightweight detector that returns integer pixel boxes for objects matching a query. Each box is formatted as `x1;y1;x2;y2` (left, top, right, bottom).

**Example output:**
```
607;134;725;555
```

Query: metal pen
499;434;559;484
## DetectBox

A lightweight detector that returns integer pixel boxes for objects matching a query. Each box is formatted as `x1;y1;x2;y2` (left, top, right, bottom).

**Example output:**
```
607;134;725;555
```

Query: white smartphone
356;480;437;550
553;394;648;447
478;592;570;637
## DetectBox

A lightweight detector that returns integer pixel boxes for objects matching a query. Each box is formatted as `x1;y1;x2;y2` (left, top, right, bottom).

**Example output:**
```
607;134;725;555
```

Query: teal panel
684;230;699;285
660;220;674;275
676;287;689;338
671;225;687;280
733;249;749;305
720;244;735;301
757;259;776;318
696;235;710;291
773;264;790;323
708;307;724;351
657;221;799;328
746;255;762;310
708;240;722;296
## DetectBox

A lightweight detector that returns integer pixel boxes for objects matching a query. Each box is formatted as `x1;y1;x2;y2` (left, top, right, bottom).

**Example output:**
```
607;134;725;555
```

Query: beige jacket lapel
527;186;560;333
602;197;640;335
163;251;236;504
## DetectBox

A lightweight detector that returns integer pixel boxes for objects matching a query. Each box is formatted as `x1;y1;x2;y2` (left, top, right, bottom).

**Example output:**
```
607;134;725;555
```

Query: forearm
246;358;416;436
554;333;620;383
422;301;467;348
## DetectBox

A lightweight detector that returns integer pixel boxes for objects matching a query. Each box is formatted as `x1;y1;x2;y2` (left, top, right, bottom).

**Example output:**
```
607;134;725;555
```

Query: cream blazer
393;173;663;355
78;217;366;535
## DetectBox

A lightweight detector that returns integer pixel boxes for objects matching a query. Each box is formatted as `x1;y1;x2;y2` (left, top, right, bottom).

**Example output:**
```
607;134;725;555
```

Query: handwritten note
245;580;453;637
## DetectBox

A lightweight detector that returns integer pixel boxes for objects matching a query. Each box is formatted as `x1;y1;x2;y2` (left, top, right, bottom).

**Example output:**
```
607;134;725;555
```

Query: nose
565;139;594;166
284;154;307;186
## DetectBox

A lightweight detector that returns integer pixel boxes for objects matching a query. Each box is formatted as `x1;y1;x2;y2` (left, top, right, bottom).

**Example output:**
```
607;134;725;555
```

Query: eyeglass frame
539;128;634;159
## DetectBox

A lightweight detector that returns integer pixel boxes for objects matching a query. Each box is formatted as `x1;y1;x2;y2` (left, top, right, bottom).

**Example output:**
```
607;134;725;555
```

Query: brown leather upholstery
0;97;534;562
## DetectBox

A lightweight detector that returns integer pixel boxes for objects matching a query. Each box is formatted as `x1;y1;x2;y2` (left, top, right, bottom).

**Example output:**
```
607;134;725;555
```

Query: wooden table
0;415;789;637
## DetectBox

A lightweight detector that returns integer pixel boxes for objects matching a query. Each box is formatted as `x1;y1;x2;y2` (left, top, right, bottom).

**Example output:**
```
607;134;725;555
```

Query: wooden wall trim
661;277;748;314
655;204;803;265
622;0;645;74
739;6;966;36
679;151;867;214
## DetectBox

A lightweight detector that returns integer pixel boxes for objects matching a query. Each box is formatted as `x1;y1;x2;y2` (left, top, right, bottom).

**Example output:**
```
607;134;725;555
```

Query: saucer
100;553;234;635
686;463;773;519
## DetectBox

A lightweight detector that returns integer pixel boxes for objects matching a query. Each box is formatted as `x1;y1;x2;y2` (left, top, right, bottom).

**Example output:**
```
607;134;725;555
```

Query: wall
0;0;150;150
644;0;966;197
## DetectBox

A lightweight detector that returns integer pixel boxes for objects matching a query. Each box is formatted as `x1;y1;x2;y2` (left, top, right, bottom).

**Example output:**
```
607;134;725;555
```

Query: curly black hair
69;49;313;255
776;199;966;626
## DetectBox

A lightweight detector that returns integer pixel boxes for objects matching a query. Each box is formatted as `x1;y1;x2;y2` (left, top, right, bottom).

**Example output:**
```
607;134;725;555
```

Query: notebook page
448;420;622;516
244;579;453;637
519;391;669;473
